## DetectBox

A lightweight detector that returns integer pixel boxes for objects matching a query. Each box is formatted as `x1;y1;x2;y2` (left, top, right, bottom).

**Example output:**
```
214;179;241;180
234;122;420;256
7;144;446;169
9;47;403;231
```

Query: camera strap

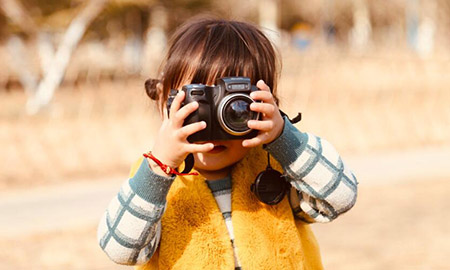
180;153;195;174
251;110;302;205
279;109;302;124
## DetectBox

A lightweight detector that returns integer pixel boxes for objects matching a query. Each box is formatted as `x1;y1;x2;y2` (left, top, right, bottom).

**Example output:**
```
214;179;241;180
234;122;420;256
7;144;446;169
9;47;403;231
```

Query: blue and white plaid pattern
283;133;358;223
97;179;164;265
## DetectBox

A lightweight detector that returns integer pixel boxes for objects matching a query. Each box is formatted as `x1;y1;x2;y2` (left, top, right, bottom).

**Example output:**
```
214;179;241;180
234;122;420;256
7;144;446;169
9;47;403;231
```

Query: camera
167;77;260;142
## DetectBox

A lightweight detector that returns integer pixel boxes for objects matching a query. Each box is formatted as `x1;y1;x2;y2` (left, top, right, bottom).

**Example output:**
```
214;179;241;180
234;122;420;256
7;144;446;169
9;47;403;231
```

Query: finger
177;121;206;139
247;120;274;131
250;89;275;104
169;91;185;118
242;133;271;148
173;101;199;125
162;106;169;120
185;142;214;153
249;102;275;117
256;80;270;91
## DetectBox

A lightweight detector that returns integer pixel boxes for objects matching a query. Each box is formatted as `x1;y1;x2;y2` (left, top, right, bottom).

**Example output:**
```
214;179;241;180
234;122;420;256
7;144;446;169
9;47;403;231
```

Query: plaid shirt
97;117;358;265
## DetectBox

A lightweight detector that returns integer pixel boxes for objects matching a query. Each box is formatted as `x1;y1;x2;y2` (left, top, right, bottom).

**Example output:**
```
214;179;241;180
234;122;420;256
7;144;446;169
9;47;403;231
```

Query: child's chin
194;153;232;171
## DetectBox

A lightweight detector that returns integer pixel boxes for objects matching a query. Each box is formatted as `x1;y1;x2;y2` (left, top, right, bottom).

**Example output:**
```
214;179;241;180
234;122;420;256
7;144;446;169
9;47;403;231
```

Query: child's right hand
149;91;214;176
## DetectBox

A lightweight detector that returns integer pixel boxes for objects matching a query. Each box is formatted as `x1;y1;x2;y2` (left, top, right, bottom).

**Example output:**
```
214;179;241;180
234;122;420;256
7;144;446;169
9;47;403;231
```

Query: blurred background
0;0;449;269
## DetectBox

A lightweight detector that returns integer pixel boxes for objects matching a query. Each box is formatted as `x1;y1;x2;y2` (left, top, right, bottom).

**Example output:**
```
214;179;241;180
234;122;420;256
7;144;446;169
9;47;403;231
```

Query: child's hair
145;16;281;111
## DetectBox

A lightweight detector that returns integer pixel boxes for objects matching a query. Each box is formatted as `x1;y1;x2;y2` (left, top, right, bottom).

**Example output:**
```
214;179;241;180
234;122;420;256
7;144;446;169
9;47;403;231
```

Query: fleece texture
135;146;323;270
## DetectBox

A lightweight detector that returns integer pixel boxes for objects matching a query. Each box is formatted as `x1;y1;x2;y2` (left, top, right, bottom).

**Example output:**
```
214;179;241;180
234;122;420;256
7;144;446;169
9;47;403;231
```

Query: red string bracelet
143;151;198;176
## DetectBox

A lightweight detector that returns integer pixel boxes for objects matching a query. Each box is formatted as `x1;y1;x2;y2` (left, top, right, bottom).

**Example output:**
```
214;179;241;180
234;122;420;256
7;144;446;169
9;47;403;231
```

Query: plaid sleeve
97;159;175;265
265;118;358;223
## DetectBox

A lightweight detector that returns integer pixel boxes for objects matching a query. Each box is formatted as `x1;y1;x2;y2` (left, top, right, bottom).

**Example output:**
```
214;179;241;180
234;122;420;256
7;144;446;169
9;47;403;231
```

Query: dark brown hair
145;17;280;110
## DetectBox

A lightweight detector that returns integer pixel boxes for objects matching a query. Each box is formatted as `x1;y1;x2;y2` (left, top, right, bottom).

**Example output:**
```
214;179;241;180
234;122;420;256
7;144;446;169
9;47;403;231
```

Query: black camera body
167;77;260;142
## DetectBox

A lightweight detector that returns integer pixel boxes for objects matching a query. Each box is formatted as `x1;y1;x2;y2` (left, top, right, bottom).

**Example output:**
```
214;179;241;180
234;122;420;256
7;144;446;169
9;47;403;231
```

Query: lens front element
218;94;259;136
225;99;251;131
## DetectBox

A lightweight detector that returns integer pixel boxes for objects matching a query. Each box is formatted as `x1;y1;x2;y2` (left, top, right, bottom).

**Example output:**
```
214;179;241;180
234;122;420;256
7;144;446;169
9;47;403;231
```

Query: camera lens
224;99;252;131
218;94;259;135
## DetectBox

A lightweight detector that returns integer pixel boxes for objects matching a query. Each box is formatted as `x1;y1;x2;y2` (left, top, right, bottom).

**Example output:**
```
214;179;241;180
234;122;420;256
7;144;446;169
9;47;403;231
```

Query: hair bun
145;78;160;100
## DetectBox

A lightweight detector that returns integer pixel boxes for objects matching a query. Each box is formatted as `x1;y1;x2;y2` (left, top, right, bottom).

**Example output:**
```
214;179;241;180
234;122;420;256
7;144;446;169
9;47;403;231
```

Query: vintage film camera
167;77;260;142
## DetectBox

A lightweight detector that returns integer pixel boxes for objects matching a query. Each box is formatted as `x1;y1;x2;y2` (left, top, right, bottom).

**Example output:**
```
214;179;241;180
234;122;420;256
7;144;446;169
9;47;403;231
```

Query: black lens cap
251;168;289;205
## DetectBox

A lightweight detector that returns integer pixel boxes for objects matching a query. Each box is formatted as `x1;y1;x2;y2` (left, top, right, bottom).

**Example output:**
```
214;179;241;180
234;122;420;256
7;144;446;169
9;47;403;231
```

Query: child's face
193;139;250;174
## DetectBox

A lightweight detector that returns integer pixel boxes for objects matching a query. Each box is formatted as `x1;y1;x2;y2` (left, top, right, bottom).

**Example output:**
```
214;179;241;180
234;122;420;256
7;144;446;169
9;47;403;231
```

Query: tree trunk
142;5;167;77
258;0;279;44
349;0;372;51
6;36;38;96
416;0;436;57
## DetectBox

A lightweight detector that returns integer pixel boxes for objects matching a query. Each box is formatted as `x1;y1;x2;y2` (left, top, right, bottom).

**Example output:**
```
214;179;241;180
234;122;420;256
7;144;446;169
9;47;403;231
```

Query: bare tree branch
6;36;39;96
37;32;56;70
0;0;37;34
26;0;108;114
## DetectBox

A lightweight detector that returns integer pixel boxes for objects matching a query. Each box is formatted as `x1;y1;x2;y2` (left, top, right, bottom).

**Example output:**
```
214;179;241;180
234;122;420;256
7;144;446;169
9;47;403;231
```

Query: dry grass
279;49;450;153
1;80;159;189
1;49;450;190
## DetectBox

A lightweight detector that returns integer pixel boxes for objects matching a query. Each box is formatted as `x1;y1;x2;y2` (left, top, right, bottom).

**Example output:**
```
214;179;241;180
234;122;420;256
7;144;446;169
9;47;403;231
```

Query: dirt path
0;177;124;237
1;147;449;269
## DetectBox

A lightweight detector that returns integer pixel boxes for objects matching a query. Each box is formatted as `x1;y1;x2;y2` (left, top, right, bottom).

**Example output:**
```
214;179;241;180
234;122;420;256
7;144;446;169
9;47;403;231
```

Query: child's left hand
243;80;284;148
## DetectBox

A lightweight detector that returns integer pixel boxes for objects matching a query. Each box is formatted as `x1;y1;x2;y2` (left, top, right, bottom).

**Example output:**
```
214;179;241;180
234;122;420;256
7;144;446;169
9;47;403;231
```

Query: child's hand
243;80;284;148
150;91;214;175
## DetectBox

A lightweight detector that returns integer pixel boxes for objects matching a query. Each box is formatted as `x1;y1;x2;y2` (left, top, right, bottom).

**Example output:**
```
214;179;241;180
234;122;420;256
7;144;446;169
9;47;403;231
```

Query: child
98;17;358;270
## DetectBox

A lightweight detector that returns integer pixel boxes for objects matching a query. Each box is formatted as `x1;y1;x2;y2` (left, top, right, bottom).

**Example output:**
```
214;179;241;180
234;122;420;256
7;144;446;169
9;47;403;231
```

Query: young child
98;17;358;270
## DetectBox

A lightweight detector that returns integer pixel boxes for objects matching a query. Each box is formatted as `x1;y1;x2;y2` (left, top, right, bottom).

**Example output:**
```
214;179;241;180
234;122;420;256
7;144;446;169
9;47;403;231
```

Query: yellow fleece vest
133;147;323;270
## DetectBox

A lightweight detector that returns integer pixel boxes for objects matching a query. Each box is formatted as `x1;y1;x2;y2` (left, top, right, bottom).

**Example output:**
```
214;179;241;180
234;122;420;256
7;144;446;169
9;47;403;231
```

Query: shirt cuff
264;116;308;168
129;158;175;205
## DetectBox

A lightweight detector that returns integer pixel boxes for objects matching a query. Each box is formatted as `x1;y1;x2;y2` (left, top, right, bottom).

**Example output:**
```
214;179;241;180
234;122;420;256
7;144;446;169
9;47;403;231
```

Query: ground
315;177;450;270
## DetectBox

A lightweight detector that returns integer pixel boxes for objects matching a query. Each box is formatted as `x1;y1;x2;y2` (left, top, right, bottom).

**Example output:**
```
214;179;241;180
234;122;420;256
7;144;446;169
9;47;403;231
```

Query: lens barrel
217;93;258;136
